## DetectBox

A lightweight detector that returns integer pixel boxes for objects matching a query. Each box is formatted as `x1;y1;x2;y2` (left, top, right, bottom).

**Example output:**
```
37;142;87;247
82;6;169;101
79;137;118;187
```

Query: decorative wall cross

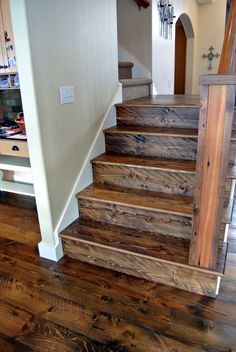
202;46;220;71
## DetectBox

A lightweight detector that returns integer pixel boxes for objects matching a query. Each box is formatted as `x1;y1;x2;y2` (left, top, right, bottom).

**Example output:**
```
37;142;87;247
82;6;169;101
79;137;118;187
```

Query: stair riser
118;67;132;79
117;107;236;130
117;107;199;129
122;84;151;101
78;199;192;239
92;163;196;196
229;141;236;164
105;133;198;160
225;178;233;203
61;237;220;297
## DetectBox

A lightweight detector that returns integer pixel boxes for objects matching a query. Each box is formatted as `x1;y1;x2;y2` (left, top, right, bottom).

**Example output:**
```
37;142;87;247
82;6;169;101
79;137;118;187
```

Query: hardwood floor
1;192;236;351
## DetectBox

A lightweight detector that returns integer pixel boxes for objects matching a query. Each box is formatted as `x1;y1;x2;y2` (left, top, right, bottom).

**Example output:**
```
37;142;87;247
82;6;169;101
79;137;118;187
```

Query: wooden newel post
189;75;236;270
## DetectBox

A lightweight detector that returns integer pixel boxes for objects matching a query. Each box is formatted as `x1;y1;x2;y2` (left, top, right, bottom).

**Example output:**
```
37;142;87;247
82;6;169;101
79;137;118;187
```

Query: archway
174;14;194;95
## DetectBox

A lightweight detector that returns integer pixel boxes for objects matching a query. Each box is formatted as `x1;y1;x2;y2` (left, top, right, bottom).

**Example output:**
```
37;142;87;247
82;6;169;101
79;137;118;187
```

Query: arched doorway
174;14;194;95
174;18;187;94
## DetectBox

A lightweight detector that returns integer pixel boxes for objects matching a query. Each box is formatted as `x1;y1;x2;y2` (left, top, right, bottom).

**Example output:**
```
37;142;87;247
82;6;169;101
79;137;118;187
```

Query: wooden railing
189;0;236;270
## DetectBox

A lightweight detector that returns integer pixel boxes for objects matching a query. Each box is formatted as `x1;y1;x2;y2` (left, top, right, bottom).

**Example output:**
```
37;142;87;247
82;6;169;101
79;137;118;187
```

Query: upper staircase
118;61;152;101
60;2;236;297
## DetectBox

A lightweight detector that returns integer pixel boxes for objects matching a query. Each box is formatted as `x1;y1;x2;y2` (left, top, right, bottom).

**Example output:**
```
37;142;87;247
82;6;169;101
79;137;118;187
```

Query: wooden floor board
1;192;236;351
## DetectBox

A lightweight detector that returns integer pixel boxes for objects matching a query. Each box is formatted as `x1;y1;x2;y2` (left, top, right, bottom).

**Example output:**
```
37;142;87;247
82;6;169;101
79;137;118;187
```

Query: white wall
117;0;152;77
10;0;118;259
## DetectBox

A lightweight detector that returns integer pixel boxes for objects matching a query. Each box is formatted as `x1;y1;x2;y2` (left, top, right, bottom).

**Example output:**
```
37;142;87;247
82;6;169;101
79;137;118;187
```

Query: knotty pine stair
61;95;236;297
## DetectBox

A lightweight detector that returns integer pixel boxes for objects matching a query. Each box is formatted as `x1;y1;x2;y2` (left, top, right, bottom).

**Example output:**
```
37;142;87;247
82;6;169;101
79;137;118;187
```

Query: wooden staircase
60;95;235;297
60;2;236;297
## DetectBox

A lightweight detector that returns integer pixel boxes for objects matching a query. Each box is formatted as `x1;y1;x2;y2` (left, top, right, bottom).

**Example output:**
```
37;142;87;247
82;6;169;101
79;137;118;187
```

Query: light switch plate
59;86;75;104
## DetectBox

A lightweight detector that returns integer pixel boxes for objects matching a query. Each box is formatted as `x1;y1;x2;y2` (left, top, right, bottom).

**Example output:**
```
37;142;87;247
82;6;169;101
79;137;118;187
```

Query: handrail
218;0;236;74
189;1;236;271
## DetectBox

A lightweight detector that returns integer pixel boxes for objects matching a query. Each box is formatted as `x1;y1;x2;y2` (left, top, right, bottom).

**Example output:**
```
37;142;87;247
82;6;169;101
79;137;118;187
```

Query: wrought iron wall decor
157;0;175;40
202;46;220;71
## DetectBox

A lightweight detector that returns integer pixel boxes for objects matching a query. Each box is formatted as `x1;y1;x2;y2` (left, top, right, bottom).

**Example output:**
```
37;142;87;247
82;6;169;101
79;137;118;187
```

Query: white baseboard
38;238;64;262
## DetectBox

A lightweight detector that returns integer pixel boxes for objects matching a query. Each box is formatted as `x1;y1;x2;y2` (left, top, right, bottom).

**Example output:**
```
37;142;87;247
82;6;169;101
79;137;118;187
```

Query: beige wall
198;0;226;76
10;0;118;250
117;0;152;75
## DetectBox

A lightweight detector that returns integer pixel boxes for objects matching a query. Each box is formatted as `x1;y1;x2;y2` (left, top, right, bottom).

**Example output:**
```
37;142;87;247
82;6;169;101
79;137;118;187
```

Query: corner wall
117;0;152;77
10;0;118;259
152;0;199;94
152;0;226;95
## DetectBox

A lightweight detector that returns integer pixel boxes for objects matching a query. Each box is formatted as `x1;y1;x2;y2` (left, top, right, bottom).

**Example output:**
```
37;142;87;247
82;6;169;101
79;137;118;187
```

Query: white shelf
0;155;34;196
0;180;34;196
0;155;31;172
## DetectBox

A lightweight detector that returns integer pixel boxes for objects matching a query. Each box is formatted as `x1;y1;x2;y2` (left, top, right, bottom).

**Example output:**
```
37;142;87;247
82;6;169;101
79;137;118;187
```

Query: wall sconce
157;0;175;40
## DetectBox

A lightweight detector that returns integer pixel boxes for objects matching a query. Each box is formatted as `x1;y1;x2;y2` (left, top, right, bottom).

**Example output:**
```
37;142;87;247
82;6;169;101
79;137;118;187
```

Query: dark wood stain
1;193;236;350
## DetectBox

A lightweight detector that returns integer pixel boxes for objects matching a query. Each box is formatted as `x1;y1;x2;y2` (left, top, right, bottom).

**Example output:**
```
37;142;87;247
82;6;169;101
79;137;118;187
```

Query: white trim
38;239;63;262
224;223;230;243
55;82;123;233
215;276;221;296
230;179;236;200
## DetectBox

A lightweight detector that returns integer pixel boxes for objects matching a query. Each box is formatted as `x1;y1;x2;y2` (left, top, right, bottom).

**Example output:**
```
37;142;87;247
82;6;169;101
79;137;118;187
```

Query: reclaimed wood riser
105;134;198;160
116;105;236;130
229;140;236;164
92;157;234;199
225;178;234;203
92;163;196;196
117;106;200;129
61;237;221;298
78;199;192;239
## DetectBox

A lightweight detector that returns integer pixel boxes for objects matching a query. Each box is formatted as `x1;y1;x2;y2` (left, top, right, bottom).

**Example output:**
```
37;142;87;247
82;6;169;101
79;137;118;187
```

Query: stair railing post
189;75;236;270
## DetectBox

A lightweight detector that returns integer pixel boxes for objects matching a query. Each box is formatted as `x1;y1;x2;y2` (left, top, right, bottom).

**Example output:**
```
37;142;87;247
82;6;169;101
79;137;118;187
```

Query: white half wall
56;83;122;234
10;0;118;261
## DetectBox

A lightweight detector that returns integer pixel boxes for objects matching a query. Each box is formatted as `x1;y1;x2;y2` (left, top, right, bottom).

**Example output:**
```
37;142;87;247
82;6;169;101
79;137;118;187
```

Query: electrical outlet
59;86;75;104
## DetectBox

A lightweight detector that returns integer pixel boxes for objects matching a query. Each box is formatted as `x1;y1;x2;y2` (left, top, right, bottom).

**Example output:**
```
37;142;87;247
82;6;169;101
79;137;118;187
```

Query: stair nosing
104;126;199;138
91;154;196;174
77;185;193;218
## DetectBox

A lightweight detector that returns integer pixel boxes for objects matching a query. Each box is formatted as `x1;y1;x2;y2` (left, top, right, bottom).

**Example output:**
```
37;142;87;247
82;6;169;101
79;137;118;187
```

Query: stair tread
104;125;198;137
78;184;193;217
92;153;196;173
119;78;152;87
118;61;134;68
61;218;227;274
116;94;201;108
61;219;190;264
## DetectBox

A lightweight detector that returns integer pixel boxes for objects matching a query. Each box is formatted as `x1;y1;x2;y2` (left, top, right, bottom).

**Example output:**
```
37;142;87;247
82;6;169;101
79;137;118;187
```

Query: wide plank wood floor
1;191;236;351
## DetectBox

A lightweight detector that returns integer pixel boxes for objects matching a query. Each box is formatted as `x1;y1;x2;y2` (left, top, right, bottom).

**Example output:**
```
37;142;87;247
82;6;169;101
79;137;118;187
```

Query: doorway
174;18;187;94
174;13;194;95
